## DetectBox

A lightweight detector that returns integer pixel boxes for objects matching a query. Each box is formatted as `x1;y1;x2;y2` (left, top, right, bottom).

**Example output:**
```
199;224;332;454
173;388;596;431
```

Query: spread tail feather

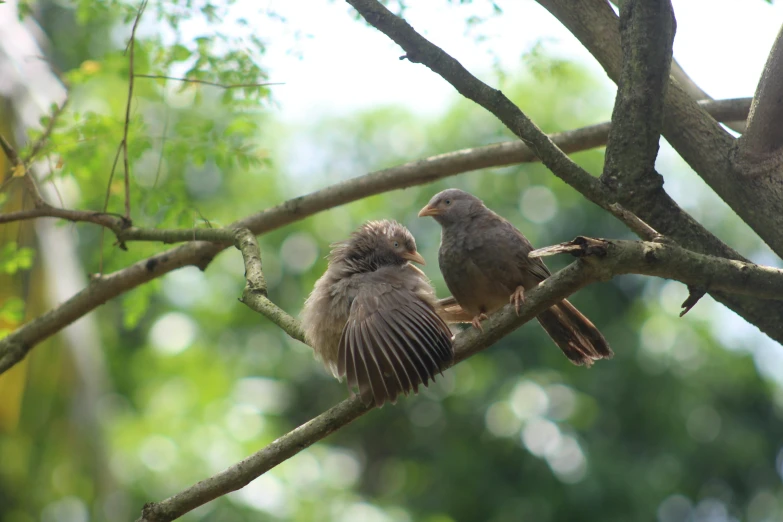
536;299;613;366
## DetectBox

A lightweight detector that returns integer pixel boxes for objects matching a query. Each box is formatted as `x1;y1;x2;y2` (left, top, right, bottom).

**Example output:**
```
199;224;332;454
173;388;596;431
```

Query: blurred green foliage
2;1;783;522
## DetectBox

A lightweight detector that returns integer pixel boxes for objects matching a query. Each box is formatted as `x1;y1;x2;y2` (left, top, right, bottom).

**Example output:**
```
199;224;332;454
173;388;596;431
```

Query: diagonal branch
137;245;598;522
737;23;783;170
138;233;783;520
344;0;609;207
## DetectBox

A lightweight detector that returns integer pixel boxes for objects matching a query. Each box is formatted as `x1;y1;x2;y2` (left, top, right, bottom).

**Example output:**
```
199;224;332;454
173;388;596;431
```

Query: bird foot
471;313;489;332
510;286;526;315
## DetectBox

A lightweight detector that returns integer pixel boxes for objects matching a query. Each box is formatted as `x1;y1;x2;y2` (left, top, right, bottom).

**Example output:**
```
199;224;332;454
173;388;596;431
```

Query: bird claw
471;313;489;332
510;286;526;315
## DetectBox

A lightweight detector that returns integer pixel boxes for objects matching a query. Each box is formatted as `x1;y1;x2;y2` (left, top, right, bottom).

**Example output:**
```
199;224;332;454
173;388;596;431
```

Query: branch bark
601;0;675;201
737;24;783;171
234;229;305;342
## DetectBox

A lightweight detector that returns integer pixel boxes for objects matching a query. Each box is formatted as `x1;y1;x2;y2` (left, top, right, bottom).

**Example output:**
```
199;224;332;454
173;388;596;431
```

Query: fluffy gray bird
301;220;454;406
419;189;612;366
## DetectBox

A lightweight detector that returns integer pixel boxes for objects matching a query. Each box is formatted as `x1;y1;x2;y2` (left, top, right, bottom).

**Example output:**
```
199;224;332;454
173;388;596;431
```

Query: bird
301;220;454;407
418;188;612;366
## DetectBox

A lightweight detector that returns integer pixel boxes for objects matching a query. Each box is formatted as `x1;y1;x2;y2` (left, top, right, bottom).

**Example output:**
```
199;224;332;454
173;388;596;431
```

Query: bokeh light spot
686;406;721;443
149;312;197;355
280;232;319;273
485;401;522;438
519;185;558;224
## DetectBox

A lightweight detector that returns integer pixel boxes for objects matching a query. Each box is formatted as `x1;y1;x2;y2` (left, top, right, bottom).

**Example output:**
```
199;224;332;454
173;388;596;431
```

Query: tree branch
602;0;674;209
530;237;783;300
121;0;147;220
0;204;130;230
672;61;745;133
737;24;783;170
0;98;758;376
536;0;783;264
137;232;783;520
137;249;598;521
234;229;305;342
134;74;284;90
530;0;783;342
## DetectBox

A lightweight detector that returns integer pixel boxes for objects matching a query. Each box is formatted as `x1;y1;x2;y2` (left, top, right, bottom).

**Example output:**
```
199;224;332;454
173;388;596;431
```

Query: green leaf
0;243;35;275
171;44;192;62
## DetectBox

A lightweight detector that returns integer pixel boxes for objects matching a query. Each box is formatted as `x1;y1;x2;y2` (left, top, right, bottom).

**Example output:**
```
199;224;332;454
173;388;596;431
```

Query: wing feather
337;275;454;407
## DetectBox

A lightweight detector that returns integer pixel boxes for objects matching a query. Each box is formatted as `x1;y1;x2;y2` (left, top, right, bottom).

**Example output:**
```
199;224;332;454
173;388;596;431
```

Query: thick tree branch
531;0;783;341
535;0;783;258
671;61;746;133
530;237;783;300
138;233;783;520
602;0;674;209
737;24;783;170
0;98;760;376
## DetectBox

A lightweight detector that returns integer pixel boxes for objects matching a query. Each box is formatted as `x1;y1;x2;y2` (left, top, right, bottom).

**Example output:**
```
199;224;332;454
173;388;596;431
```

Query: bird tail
535;299;613;367
435;296;473;324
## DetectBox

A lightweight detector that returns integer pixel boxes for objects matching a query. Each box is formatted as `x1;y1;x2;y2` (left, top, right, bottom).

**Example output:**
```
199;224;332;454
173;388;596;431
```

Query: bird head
330;220;425;273
418;188;484;225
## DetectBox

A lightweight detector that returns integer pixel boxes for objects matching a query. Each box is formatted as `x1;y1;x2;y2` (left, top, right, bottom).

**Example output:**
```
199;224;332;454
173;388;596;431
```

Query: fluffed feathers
301;220;454;407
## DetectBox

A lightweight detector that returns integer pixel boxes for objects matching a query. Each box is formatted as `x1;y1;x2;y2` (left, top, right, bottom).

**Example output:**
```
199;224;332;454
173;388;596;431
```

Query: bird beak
418;204;440;217
402;251;426;265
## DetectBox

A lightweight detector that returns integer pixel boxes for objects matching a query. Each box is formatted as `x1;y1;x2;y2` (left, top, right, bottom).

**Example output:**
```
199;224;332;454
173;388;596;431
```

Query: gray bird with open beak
419;189;612;366
301;220;454;407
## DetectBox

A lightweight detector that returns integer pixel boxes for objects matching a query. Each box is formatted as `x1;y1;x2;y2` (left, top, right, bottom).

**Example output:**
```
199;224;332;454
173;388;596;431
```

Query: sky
247;0;783;121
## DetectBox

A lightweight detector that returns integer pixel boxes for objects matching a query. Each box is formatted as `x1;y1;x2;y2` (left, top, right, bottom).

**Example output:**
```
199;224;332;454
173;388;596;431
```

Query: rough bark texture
537;0;783;262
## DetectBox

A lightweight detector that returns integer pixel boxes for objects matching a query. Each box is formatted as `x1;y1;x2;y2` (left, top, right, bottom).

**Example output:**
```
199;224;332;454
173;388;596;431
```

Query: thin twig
122;0;148;221
0;205;130;230
101;145;127;269
234;229;306;342
0;135;21;166
607;204;661;242
134;74;284;90
22;97;69;165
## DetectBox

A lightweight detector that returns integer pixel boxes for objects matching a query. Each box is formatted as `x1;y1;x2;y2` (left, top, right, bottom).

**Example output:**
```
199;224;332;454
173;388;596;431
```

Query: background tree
1;1;783;521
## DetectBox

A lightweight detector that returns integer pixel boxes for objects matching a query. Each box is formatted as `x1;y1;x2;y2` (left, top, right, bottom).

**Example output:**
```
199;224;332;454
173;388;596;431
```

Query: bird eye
393;241;399;248
445;199;451;205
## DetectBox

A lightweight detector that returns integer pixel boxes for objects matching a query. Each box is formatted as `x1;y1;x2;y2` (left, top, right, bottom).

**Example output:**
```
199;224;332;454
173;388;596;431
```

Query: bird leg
510;286;526;315
471;313;489;332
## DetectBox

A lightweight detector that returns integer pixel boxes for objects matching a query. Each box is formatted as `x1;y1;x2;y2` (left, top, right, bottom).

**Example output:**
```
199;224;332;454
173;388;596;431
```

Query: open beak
402;251;426;265
418;204;441;217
